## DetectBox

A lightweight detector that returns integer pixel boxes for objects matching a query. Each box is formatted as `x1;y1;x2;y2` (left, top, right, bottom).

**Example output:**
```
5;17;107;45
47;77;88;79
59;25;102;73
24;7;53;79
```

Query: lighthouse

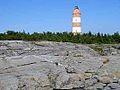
72;6;81;35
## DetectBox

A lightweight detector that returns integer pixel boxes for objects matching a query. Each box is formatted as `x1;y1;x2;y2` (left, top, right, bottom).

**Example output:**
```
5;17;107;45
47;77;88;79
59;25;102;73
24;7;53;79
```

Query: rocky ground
0;41;120;90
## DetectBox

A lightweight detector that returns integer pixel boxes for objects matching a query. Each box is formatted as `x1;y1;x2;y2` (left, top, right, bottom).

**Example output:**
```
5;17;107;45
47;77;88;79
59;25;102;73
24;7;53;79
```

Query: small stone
65;66;77;73
92;75;99;80
85;80;93;87
84;73;93;80
86;86;94;90
95;83;105;90
79;82;85;90
99;75;111;84
85;78;98;87
69;73;85;82
103;86;111;90
112;78;119;83
61;84;74;89
24;48;31;51
108;83;120;89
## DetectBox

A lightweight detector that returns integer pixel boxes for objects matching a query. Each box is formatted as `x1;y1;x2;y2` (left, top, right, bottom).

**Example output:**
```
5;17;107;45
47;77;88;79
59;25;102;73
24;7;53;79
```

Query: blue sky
0;0;120;34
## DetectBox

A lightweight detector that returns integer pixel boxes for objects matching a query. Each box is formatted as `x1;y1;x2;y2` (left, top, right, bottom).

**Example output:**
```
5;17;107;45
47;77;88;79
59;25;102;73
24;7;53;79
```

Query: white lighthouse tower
72;6;81;35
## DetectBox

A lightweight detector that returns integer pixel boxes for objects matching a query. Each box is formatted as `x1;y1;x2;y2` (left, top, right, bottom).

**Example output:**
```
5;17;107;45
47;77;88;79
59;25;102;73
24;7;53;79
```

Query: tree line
0;31;120;44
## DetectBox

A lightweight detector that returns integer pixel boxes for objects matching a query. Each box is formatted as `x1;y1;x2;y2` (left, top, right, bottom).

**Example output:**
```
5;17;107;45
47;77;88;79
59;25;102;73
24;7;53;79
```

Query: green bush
0;30;120;44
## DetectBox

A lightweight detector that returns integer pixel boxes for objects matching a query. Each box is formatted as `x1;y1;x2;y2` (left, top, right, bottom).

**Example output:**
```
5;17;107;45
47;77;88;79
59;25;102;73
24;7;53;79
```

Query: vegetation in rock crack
89;45;103;55
112;72;120;78
34;43;46;47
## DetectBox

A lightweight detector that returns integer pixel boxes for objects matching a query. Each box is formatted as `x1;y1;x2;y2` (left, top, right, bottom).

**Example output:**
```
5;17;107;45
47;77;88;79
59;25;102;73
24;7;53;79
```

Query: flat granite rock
0;41;120;90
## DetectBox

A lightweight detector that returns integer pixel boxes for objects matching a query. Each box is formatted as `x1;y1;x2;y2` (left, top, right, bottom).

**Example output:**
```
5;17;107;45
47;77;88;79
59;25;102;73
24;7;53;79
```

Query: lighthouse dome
73;6;80;14
73;6;80;17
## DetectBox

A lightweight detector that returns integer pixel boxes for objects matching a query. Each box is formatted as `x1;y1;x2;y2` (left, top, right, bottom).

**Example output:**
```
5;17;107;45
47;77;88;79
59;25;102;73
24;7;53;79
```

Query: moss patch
112;72;120;78
89;45;103;55
34;43;46;47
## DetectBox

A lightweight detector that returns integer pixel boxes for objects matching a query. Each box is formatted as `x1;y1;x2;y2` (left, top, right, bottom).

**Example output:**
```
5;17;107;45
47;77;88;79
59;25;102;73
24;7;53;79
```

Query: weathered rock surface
0;41;120;90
